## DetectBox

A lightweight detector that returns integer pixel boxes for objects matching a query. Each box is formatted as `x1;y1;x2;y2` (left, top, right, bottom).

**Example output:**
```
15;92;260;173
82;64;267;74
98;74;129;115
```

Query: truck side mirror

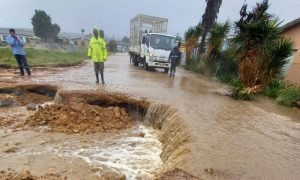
142;37;145;44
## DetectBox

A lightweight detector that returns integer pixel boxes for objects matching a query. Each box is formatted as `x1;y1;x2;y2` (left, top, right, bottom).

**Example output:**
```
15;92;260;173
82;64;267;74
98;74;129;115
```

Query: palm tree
185;26;203;60
199;0;223;55
233;0;293;89
206;20;230;58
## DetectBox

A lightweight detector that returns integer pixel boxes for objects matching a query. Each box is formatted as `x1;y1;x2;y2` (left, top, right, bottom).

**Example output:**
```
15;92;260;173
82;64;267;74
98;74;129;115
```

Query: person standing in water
168;42;182;78
88;27;108;84
6;29;31;77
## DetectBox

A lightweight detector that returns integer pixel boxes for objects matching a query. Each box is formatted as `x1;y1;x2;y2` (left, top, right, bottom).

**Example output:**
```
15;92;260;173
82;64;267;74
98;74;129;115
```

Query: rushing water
0;123;162;180
45;124;162;179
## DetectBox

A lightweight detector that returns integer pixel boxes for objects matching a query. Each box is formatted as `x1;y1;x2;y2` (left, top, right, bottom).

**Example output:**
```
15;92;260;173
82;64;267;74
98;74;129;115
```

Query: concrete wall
282;24;300;85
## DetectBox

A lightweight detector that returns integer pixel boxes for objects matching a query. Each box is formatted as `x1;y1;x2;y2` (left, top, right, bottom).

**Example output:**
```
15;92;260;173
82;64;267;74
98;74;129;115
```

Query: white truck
129;14;176;72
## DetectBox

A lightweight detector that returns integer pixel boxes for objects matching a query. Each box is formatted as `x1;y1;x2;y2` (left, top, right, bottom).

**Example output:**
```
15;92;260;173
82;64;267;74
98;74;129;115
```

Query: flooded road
1;53;300;179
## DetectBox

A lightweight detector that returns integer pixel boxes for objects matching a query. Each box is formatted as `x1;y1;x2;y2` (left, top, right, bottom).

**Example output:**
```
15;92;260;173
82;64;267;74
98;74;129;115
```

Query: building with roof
116;41;129;52
0;28;40;46
58;32;90;47
281;18;300;85
0;27;90;47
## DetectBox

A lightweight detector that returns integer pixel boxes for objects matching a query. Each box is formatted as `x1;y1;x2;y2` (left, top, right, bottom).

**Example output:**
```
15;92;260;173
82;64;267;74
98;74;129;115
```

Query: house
0;27;90;47
0;28;40;46
58;32;90;47
116;41;129;52
281;18;300;85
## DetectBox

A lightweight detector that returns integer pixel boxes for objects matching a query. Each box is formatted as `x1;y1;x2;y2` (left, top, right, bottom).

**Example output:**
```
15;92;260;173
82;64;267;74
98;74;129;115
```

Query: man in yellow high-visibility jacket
88;27;108;84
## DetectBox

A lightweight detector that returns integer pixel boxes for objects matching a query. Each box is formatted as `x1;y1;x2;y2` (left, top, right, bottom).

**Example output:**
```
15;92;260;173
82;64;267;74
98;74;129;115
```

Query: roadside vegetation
184;0;300;107
0;48;87;68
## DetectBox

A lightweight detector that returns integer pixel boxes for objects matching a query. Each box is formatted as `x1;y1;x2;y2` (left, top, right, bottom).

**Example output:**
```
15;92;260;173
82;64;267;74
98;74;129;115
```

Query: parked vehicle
129;14;176;72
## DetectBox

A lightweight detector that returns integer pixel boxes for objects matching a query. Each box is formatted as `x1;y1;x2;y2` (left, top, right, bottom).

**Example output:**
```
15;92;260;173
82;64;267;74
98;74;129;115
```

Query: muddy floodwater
1;53;300;180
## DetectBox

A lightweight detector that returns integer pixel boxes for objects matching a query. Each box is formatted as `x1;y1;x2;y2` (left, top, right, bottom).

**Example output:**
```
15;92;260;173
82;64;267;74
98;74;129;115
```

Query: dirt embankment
56;91;150;112
0;92;52;106
25;101;132;134
22;91;150;134
0;170;62;180
0;84;57;106
158;168;199;180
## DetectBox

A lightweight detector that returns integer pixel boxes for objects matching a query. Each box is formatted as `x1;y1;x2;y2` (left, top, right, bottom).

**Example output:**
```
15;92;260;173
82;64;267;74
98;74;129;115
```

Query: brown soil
57;91;150;112
158;168;199;180
24;101;132;134
16;92;53;106
0;170;62;180
0;92;52;106
0;116;22;128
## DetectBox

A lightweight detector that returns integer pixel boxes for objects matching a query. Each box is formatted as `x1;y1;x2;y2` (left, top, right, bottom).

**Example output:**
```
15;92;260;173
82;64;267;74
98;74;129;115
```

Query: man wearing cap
6;28;31;77
88;27;108;84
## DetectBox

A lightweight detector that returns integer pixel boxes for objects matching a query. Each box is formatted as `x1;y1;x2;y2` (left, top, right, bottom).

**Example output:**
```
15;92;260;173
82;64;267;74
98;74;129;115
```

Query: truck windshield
150;34;176;50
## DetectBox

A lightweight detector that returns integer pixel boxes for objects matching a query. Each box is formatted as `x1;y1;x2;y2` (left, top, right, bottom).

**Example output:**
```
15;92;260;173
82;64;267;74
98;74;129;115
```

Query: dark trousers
15;54;31;76
94;62;104;82
170;60;177;77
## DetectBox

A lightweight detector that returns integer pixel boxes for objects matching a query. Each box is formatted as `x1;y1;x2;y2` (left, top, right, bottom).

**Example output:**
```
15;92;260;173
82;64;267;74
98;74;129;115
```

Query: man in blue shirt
6;29;31;77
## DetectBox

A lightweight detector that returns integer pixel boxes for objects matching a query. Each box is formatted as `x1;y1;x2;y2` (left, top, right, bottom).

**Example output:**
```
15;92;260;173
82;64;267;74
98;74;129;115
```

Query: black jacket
169;47;181;65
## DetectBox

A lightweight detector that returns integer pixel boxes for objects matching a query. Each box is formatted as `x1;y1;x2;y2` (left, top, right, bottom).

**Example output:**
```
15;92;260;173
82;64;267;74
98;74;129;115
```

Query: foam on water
46;124;162;179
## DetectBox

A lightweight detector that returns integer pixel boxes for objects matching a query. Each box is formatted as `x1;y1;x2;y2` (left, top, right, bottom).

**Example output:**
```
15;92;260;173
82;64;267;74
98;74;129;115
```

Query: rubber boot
101;73;105;84
95;73;99;84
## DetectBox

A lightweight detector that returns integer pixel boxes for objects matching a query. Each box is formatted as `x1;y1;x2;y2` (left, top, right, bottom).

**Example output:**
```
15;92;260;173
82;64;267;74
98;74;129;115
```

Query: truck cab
140;33;176;71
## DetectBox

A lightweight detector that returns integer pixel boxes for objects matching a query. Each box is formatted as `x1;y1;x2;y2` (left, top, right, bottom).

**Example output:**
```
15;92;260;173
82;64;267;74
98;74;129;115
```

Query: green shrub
276;86;300;107
263;80;287;98
185;58;206;74
229;78;255;100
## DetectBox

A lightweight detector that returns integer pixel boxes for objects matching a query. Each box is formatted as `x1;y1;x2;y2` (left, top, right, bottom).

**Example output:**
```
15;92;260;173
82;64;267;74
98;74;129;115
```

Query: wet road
8;53;300;179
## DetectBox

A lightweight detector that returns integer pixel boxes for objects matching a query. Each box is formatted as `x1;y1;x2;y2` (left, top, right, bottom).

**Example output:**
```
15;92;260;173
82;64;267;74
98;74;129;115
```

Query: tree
199;0;223;55
122;36;129;43
206;21;230;58
175;33;183;42
49;23;60;40
81;29;85;36
233;0;293;89
108;39;118;52
185;26;202;59
31;10;61;41
99;29;105;39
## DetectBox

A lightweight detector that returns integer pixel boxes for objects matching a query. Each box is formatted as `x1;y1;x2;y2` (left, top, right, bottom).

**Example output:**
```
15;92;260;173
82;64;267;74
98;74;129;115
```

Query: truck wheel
164;68;169;73
143;62;148;70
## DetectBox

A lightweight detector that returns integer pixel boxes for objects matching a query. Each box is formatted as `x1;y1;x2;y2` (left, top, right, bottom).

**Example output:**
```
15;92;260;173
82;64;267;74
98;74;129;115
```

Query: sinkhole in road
0;85;192;179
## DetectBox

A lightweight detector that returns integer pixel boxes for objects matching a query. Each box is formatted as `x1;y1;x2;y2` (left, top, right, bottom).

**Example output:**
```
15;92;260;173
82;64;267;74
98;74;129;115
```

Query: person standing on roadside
88;27;108;84
168;42;182;78
6;29;31;77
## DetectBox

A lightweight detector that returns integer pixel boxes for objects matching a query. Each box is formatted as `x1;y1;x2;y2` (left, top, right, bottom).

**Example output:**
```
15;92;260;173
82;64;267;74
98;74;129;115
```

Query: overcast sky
0;0;299;39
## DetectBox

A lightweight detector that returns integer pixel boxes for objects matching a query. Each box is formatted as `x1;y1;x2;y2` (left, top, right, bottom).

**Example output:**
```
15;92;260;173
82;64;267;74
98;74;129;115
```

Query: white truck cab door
141;35;150;57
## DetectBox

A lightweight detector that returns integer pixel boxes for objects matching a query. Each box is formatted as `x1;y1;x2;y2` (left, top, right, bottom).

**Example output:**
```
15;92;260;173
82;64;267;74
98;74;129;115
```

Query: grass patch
0;48;87;68
276;86;300;107
263;80;300;107
263;80;286;98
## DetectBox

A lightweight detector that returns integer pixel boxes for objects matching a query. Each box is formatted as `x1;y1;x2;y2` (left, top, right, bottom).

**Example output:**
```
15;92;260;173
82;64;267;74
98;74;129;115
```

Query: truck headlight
149;53;154;61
